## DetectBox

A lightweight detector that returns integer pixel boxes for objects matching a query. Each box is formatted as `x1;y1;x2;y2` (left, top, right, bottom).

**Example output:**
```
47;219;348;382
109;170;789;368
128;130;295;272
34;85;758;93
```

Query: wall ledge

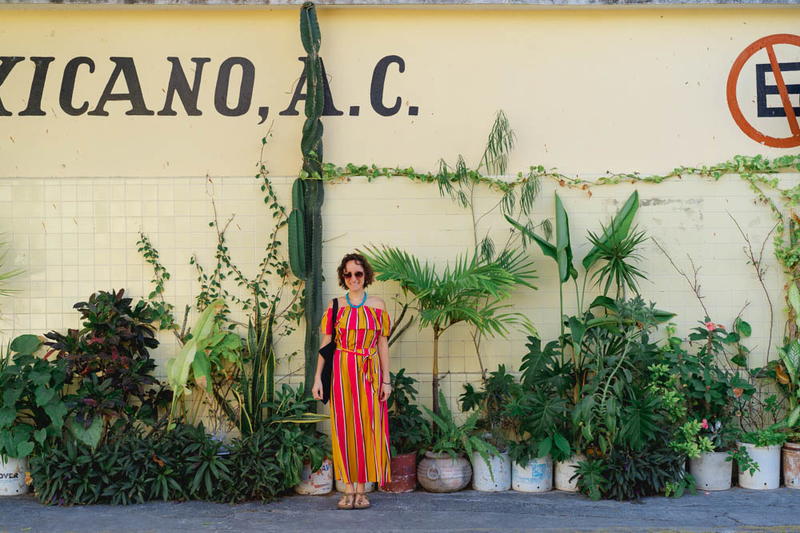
2;0;798;6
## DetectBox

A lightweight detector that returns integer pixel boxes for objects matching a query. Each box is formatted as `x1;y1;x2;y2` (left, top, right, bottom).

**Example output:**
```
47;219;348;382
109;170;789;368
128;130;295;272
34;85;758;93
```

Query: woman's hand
312;377;324;401
380;382;392;402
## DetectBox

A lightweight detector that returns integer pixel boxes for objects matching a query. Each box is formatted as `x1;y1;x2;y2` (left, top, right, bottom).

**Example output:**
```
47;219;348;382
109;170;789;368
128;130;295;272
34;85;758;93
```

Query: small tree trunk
432;326;440;417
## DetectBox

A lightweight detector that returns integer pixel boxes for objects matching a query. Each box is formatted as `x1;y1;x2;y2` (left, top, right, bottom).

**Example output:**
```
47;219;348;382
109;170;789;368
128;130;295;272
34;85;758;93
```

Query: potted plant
762;336;800;488
417;392;497;493
383;369;428;493
661;319;755;491
505;338;573;493
459;365;518;492
261;384;330;496
507;191;673;495
733;429;785;490
0;335;68;496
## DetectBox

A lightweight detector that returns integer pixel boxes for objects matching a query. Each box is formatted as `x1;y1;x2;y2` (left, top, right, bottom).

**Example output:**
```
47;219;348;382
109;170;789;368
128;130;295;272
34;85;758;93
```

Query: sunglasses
343;271;364;279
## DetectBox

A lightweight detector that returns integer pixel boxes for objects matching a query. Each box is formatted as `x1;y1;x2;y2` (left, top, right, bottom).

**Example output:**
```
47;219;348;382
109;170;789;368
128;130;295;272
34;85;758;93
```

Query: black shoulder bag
318;298;339;404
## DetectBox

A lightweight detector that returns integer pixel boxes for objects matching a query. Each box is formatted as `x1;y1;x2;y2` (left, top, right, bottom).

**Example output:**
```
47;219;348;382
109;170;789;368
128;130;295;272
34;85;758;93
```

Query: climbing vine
318;152;800;338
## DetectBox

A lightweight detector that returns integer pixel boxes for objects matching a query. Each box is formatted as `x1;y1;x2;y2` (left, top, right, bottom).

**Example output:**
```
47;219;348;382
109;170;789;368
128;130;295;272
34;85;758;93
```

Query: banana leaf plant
506;190;642;333
758;281;800;438
165;299;225;427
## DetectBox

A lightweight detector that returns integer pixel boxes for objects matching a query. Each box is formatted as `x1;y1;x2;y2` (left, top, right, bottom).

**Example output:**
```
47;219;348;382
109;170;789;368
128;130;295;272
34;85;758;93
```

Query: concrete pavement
1;487;799;532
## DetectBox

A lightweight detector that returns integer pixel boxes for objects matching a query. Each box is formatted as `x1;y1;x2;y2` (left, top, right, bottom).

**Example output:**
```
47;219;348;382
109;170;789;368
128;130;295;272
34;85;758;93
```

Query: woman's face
343;260;365;291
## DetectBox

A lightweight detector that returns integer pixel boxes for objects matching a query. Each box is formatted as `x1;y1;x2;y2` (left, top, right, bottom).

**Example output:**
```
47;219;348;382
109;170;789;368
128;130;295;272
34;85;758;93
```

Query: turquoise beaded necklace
346;291;367;308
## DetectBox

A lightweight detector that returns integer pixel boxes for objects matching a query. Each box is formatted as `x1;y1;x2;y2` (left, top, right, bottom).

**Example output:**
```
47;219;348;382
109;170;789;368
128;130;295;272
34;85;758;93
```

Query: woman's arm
311;307;333;401
372;297;392;402
377;335;391;401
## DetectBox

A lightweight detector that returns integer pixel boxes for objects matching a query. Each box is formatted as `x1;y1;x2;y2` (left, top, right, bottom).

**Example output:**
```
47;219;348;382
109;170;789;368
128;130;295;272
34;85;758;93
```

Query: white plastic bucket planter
512;456;552;493
555;454;585;492
294;459;333;495
737;442;781;490
335;479;375;493
689;451;732;491
0;457;28;496
471;451;511;492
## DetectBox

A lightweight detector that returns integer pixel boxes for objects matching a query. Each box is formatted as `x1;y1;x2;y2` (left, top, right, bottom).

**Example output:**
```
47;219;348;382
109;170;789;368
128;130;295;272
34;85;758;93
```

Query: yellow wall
1;5;799;414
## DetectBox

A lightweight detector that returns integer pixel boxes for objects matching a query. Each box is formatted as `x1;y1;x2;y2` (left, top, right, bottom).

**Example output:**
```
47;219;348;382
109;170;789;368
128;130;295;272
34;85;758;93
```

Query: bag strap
331;298;339;343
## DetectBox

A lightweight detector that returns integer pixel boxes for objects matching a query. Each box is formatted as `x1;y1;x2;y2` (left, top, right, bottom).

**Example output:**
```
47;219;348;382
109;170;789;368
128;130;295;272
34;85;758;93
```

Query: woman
312;252;392;510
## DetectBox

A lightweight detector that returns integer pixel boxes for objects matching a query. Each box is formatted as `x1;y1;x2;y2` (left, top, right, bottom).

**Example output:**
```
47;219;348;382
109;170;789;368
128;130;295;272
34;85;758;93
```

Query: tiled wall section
0;173;793;415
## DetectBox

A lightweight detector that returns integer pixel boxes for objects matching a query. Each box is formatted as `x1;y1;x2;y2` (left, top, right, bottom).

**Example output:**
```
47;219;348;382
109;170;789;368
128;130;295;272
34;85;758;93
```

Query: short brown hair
336;253;375;289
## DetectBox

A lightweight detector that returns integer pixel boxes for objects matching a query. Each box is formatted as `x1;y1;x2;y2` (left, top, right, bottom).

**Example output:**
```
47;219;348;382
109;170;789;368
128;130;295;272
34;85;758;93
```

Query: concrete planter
294;459;333;495
511;456;553;493
782;441;800;489
555;454;585;492
689;451;732;491
471;451;511;492
737;442;781;490
417;451;472;493
0;457;28;496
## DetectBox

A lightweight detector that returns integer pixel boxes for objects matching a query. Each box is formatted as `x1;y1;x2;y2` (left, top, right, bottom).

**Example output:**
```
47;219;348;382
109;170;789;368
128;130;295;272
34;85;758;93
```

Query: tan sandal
337;492;355;510
353;492;371;510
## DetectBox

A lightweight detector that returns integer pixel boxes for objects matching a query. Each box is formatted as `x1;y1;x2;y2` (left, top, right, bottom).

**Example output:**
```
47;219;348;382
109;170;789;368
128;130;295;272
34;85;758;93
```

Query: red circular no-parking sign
727;34;800;149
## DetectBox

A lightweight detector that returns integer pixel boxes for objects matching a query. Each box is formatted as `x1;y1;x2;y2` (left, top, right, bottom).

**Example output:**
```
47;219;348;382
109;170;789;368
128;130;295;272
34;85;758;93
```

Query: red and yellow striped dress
320;303;392;487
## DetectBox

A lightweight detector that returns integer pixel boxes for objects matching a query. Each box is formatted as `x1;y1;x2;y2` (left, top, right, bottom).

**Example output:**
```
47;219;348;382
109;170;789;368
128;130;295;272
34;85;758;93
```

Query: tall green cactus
289;2;326;395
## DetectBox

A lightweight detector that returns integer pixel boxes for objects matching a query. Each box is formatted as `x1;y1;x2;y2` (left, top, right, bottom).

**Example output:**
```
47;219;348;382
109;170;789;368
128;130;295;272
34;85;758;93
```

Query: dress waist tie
341;348;380;393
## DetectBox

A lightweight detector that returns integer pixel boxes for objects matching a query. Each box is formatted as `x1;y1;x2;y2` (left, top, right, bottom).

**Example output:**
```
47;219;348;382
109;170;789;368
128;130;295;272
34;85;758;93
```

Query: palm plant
0;237;22;302
364;245;536;416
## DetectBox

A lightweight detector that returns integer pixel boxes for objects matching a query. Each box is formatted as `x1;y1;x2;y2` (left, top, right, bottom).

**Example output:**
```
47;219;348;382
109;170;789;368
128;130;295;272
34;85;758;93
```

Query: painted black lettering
60;57;95;116
0;57;25;116
159;57;210;116
88;57;154;116
214;57;254;117
19;57;55;116
279;57;343;116
370;55;404;117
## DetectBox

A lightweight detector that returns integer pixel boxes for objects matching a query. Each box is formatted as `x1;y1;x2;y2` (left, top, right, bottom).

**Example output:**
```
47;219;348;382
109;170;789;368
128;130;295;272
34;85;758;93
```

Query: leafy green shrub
43;290;171;446
576;445;692;501
511;338;573;463
388;369;429;456
222;425;284;503
0;335;68;459
31;421;296;505
265;384;328;489
423;391;497;464
460;365;517;449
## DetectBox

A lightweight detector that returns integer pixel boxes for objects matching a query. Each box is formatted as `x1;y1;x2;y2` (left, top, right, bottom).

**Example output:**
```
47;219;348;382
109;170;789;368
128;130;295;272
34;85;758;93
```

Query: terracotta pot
381;452;418;493
417;451;472;493
783;441;800;489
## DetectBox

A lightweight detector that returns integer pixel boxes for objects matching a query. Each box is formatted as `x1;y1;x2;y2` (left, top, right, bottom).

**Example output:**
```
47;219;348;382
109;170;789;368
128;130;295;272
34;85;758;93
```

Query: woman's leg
337;482;355;510
354;482;370;509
